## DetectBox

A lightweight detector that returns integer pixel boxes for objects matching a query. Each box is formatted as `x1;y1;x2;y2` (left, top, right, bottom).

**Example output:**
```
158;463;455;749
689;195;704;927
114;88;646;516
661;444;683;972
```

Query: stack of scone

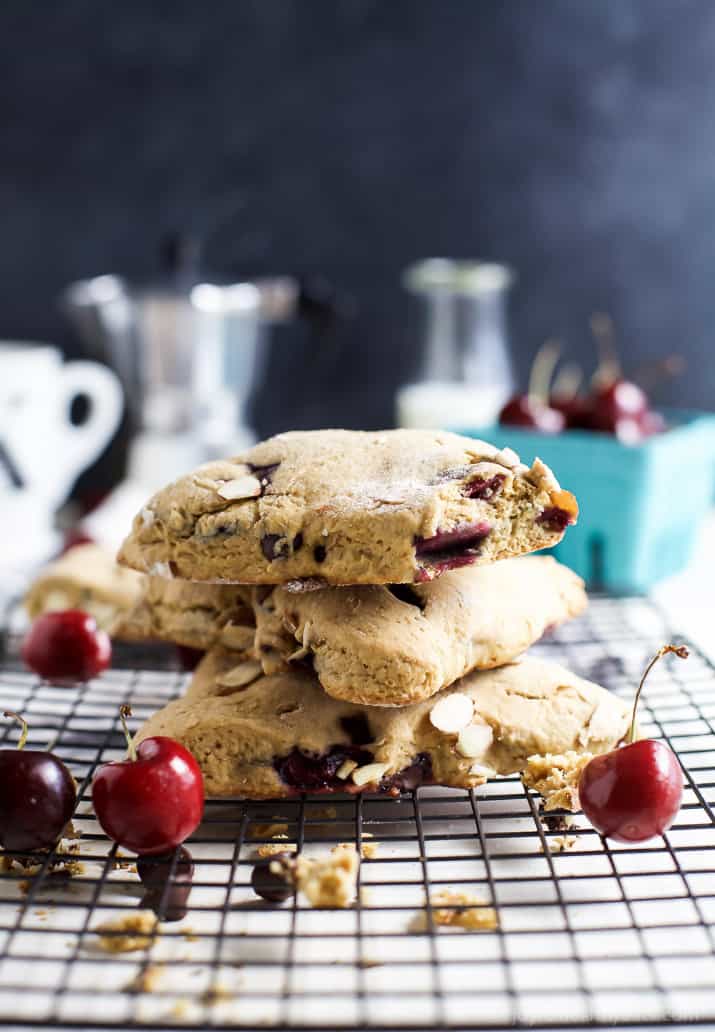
30;430;632;800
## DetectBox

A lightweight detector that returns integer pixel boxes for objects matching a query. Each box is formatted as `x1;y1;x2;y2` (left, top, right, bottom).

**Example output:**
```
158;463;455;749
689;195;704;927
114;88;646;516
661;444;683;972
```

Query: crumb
63;821;82;840
409;891;498;933
34;909;48;918
358;958;382;968
183;929;199;942
95;912;159;953
309;806;337;820
249;823;289;839
521;751;593;812
124;963;164;993
294;844;358;909
253;843;296;859
550;834;578;852
200;983;231;1005
359;887;373;905
112;849;137;871
361;842;378;859
542;810;576;833
170;1000;190;1020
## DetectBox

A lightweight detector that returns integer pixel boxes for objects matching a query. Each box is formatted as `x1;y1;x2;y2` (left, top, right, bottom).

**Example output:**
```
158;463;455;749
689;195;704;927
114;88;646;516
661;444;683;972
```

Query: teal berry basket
460;410;715;594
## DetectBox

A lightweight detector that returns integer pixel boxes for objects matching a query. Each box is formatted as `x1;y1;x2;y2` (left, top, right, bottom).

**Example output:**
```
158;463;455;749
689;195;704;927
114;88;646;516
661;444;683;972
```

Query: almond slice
494;447;521;469
429;693;474;734
220;624;256;651
217;475;262;500
469;762;496;779
216;660;262;688
456;722;494;758
336;759;359;780
351;762;390;787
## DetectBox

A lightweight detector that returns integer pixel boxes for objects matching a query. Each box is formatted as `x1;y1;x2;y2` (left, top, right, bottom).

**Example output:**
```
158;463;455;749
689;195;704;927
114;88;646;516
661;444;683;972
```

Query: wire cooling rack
0;596;714;1029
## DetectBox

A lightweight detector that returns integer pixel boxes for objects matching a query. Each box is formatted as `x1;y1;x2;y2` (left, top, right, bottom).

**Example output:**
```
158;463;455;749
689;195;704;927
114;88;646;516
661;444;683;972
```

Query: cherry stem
551;362;583;401
3;711;28;751
590;312;621;387
119;705;137;762
628;644;689;744
527;339;561;406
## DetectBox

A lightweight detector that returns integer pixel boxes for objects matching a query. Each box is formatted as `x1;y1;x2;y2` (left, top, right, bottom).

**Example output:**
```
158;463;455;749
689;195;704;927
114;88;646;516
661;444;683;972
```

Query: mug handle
56;360;124;497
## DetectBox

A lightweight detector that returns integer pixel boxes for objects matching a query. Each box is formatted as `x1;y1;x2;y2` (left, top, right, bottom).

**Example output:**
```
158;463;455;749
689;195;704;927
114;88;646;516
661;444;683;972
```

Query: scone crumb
294;844;358;908
200;983;232;1006
550;834;578;853
249;822;289;839
254;843;296;859
358;957;382;968
63;821;82;840
521;751;593;811
409;891;498;933
95;912;159;953
124;963;164;993
183;928;200;942
361;842;378;859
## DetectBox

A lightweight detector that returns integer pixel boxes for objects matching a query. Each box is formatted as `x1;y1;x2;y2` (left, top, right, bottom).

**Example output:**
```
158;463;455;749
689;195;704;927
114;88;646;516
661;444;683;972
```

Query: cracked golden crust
253;556;587;705
117;429;577;586
136;647;630;799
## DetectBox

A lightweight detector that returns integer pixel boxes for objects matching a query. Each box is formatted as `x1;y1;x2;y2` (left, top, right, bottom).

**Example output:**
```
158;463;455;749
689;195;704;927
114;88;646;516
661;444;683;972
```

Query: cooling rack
0;596;714;1029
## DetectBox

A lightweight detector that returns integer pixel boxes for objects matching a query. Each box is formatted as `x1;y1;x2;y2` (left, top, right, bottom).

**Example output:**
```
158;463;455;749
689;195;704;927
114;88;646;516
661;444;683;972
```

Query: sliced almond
216;660;262;688
494;447;521;469
469;762;496;779
220;623;256;650
217;475;262;501
456;722;494;758
336;759;359;780
429;693;474;734
351;762;390;786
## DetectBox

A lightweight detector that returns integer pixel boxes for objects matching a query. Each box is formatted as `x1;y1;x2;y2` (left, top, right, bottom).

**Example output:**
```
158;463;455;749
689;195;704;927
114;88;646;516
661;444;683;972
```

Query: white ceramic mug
0;343;123;569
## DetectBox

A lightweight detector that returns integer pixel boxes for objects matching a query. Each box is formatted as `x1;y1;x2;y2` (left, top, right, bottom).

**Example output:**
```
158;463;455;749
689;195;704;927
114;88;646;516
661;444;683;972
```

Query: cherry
137;845;194;921
500;340;566;434
590;379;649;432
22;610;111;685
92;706;204;856
579;645;688;843
0;712;77;851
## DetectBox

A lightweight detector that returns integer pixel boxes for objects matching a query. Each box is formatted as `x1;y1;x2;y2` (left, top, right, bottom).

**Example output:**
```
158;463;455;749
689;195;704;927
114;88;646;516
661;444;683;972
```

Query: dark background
2;0;715;440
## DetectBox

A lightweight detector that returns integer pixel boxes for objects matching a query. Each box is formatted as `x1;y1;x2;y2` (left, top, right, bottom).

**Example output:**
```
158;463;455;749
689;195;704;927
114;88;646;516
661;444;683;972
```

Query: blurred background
4;0;715;596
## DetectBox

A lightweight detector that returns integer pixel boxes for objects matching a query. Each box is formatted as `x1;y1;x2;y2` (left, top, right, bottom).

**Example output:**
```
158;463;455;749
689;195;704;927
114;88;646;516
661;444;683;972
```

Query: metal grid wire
0;596;714;1028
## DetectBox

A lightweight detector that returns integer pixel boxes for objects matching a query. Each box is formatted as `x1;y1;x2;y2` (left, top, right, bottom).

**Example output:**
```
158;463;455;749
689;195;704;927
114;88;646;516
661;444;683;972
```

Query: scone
136;647;630;799
114;578;255;652
24;543;144;632
253;556;587;705
118;429;578;587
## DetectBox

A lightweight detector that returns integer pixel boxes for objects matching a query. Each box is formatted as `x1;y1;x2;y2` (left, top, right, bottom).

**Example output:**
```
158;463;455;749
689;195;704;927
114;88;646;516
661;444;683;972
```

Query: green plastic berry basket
461;409;715;593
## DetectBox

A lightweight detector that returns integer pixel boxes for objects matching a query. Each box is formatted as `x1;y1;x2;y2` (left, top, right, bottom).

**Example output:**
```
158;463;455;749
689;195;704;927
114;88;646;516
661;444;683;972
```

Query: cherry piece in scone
137;845;194;921
22;610;111;686
0;711;77;851
579;645;688;843
92;706;204;855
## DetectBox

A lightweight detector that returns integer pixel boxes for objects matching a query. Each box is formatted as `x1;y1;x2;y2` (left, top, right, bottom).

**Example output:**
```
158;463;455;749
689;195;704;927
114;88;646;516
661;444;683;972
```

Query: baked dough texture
24;544;144;632
118;429;578;586
136;647;630;799
252;556;587;705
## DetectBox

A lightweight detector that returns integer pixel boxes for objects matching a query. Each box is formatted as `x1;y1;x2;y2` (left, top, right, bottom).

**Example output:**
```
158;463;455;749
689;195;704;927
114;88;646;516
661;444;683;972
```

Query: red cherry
499;395;566;433
0;712;77;851
590;379;648;432
579;645;688;843
92;706;203;855
22;611;111;685
550;394;593;430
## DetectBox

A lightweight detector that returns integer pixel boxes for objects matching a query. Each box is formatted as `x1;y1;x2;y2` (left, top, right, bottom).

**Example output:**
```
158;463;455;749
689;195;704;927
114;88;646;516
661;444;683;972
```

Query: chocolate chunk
261;534;288;561
313;544;327;564
248;462;280;489
293;533;304;552
251;853;296;903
